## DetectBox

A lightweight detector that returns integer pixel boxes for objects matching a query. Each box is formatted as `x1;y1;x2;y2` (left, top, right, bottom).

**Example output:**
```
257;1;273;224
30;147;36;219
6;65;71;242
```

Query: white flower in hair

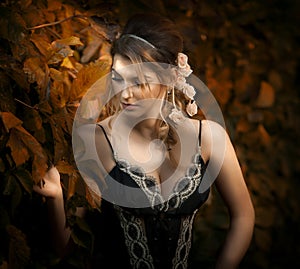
168;52;198;124
182;84;196;100
177;53;193;77
178;65;193;78
177;53;188;68
186;101;198;117
168;108;185;125
175;75;186;90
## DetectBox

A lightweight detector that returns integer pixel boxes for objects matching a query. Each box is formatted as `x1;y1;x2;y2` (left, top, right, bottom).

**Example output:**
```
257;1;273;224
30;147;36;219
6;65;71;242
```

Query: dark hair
111;13;183;65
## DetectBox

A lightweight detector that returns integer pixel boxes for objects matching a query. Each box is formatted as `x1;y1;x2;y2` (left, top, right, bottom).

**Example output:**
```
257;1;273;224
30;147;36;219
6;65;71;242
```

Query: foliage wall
0;0;299;268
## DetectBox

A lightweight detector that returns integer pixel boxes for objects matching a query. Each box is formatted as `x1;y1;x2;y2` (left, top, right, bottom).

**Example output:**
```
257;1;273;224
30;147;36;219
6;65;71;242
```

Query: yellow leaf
61;56;75;69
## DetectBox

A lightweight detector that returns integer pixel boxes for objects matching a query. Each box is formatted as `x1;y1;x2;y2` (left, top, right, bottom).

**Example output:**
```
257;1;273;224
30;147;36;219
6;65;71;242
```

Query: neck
132;119;161;140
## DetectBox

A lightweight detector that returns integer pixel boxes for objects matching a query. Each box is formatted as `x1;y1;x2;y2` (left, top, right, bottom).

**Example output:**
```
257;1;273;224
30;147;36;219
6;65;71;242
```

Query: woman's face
111;54;165;113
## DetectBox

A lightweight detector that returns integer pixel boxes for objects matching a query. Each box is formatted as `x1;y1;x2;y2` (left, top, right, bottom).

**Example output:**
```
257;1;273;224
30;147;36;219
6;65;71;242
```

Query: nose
121;87;133;99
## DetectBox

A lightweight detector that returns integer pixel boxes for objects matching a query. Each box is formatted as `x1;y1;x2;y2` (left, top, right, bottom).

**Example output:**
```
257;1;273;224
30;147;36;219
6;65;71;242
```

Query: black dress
87;122;210;269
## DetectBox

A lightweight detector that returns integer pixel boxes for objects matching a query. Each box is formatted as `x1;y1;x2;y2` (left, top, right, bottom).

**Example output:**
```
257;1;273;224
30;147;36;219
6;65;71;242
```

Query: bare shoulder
200;119;228;162
95;116;116;172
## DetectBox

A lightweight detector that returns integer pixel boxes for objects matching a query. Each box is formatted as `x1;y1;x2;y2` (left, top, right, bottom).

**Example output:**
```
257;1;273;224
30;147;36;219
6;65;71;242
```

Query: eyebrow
111;68;156;82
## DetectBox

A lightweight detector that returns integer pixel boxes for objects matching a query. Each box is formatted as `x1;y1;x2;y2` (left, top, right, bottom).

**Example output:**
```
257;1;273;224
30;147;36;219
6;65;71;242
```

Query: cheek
149;84;164;99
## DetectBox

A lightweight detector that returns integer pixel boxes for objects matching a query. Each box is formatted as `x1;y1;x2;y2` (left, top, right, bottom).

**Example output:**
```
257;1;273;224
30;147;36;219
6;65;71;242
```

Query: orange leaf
0;112;23;132
67;173;78;200
6;129;30;166
23;57;46;88
56;160;76;175
14;125;48;183
30;33;52;57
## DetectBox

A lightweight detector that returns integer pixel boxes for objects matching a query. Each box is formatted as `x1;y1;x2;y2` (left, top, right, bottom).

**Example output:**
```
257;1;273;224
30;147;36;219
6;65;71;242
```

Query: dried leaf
67;173;78;200
56;160;76;175
61;56;75;69
257;124;272;146
14;125;48;183
47;0;62;11
14;168;33;194
81;31;103;63
0;112;23;132
47;46;73;65
0;7;26;42
23;57;46;88
30;33;52;57
255;81;275;108
48;116;69;163
4;175;23;214
49;71;71;108
7;130;30;166
51;36;84;49
70;60;110;101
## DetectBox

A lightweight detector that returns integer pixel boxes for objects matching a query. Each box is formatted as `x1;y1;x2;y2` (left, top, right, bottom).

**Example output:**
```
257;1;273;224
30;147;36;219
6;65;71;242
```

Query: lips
121;102;138;110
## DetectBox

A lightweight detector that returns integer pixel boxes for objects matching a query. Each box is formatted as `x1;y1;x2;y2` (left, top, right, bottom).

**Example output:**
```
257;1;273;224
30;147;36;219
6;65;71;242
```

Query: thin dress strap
97;124;114;154
198;120;202;148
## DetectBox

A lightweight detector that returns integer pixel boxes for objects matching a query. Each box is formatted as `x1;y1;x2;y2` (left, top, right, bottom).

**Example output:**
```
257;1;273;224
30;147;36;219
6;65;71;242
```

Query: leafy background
0;0;299;268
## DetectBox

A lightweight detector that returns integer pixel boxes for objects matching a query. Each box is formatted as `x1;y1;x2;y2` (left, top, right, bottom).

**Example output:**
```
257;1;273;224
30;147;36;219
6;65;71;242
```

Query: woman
34;13;254;269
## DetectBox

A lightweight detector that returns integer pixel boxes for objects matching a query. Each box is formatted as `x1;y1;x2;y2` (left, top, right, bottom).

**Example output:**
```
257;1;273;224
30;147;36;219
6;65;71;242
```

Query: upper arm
201;120;254;218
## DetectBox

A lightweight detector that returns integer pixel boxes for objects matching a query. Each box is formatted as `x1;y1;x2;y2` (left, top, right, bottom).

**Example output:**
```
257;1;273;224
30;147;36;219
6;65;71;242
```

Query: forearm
47;191;71;256
215;215;254;269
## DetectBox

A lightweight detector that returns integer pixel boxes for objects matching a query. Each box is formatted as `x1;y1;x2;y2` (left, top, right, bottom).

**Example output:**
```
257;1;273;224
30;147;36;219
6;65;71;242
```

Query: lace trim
172;209;198;269
115;206;155;269
114;151;204;211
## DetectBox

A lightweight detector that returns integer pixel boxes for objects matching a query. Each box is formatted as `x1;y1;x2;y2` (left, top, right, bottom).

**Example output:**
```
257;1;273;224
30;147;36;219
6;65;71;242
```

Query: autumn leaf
13;125;48;183
70;60;110;101
6;129;30;167
3;175;23;215
30;32;52;57
23;57;47;89
52;36;84;48
56;160;76;175
14;168;33;194
67;173;79;200
0;112;23;133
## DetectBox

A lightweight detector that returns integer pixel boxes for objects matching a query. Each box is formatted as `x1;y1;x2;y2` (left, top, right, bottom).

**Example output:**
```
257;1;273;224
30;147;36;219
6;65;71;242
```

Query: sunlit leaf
61;56;75;69
70;60;110;101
